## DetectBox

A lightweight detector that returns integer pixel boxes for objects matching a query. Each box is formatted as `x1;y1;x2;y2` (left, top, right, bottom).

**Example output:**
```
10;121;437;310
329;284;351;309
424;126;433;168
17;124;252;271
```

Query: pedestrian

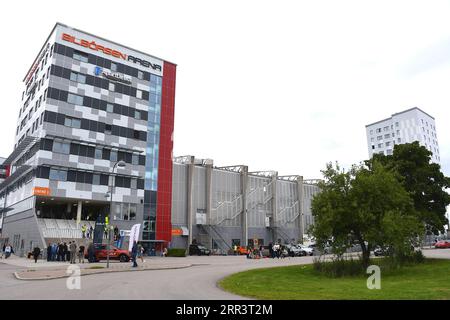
88;242;95;263
104;227;108;239
81;224;87;238
4;244;12;259
69;241;77;264
259;245;264;258
58;242;65;262
114;226;119;241
162;247;168;257
78;244;85;263
1;243;5;259
64;242;70;262
137;242;144;262
233;245;238;256
51;243;57;261
46;244;52;261
89;226;94;239
131;241;138;267
33;246;41;263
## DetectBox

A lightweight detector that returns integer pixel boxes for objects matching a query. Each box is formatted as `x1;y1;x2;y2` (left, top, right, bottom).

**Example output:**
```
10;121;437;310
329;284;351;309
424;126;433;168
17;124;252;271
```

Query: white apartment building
365;107;440;163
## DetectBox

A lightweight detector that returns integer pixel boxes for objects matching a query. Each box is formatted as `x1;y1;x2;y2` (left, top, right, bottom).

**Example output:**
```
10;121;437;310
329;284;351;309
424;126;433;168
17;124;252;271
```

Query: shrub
167;248;186;257
313;255;366;277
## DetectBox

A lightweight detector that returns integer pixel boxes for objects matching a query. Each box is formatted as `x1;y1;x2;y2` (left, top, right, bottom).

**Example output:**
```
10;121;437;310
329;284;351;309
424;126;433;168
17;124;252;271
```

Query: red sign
33;187;51;196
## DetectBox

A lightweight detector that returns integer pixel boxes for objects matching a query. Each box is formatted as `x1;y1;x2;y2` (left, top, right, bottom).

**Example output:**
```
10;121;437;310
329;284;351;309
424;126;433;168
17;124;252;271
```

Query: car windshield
197;246;206;249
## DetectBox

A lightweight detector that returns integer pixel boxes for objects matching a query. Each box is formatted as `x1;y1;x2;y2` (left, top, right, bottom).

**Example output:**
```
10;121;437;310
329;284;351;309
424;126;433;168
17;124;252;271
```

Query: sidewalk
1;255;193;280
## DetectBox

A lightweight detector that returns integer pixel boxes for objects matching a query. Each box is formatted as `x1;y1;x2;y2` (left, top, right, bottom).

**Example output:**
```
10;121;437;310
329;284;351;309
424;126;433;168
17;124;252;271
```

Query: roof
24;22;177;82
365;107;435;127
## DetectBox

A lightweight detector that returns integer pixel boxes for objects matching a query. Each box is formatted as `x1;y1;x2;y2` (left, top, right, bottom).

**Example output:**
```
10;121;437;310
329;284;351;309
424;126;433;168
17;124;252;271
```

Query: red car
85;245;131;262
434;240;450;249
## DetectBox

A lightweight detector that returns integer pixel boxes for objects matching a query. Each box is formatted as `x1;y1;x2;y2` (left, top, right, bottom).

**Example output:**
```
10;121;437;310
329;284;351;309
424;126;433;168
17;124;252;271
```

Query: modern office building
0;23;176;252
0;23;320;256
365;107;440;163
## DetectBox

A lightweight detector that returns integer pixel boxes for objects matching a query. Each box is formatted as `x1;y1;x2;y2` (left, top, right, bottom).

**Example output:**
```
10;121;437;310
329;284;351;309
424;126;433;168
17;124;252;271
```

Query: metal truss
249;170;278;178
278;175;301;181
303;179;323;185
216;165;246;173
173;155;195;164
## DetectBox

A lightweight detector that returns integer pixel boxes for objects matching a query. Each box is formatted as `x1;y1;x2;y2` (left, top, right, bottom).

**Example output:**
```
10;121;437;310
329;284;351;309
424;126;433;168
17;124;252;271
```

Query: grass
87;266;105;269
218;259;450;300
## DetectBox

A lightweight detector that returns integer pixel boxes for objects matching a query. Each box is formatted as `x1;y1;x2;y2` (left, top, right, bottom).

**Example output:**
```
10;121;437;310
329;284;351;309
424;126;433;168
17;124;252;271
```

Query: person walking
51;243;57;261
131;241;138;267
78;245;85;263
64;242;70;262
137;242;144;263
87;242;95;263
81;224;87;239
69;241;77;264
32;246;41;263
46;244;52;261
89;226;94;239
4;244;12;259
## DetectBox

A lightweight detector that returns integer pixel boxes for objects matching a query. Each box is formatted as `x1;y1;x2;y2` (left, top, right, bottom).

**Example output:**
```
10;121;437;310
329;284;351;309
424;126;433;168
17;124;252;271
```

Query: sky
1;0;450;180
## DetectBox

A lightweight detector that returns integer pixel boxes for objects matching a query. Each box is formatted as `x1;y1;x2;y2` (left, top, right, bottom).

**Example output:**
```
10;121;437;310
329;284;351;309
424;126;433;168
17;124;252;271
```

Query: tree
310;161;423;268
369;142;450;235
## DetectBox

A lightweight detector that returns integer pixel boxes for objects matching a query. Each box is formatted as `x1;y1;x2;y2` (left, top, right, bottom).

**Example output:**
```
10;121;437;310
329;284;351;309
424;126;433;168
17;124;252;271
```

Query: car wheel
119;254;129;262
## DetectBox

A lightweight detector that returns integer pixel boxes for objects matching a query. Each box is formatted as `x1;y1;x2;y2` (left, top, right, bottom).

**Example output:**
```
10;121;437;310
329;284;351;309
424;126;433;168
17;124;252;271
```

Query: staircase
38;219;97;240
199;224;232;253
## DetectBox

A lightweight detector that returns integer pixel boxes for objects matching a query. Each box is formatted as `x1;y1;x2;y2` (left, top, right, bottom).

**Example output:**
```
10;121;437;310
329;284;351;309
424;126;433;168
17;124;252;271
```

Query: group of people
46;242;85;264
269;243;288;259
81;224;94;239
1;243;13;259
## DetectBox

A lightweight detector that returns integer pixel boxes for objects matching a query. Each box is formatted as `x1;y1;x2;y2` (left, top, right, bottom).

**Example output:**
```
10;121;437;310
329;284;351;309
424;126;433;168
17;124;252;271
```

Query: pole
107;162;118;269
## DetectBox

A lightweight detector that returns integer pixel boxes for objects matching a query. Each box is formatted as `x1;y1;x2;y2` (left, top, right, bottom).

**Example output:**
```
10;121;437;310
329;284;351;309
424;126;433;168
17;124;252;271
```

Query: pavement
0;249;448;300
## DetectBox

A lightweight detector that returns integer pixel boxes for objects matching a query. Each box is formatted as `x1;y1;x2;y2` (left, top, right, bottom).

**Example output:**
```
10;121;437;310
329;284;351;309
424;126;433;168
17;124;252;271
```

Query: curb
14;264;193;281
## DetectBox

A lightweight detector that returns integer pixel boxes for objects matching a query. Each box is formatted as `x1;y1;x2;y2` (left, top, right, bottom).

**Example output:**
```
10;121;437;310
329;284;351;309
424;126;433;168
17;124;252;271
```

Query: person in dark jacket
58;243;64;261
33;247;41;263
46;244;52;261
131;241;138;267
88;243;95;263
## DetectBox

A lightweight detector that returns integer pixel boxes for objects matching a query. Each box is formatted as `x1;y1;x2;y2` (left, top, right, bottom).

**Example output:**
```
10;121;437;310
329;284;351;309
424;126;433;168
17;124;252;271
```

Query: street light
107;160;126;268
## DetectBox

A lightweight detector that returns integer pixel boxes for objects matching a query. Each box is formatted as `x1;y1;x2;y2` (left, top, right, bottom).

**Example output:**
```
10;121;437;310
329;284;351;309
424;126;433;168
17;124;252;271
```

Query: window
385;142;391;146
65;117;81;129
129;204;136;220
53;141;70;154
370;137;374;142
378;143;382;148
133;130;140;139
131;178;137;189
110;150;118;162
49;169;67;181
109;82;115;91
135;110;141;120
132;154;139;165
376;128;381;133
67;93;84;105
386;149;393;155
95;148;102;159
377;136;382;141
383;126;389;131
396;130;400;135
106;103;114;113
93;174;100;185
73;50;88;63
138;70;144;80
136;89;143;99
43;89;47;101
384;134;390;139
111;62;117;71
372;145;375;150
40;113;44;125
105;124;112;135
70;72;86;84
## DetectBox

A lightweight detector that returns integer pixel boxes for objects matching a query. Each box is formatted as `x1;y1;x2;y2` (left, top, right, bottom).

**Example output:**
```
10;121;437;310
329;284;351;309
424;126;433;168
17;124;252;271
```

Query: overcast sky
1;0;449;179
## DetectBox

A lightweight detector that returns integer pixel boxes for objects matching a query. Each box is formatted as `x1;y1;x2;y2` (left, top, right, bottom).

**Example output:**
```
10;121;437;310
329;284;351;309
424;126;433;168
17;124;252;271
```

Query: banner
93;214;106;250
128;223;141;252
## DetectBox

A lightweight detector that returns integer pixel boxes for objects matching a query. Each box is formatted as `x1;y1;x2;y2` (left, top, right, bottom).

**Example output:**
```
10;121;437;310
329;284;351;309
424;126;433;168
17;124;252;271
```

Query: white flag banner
128;223;141;252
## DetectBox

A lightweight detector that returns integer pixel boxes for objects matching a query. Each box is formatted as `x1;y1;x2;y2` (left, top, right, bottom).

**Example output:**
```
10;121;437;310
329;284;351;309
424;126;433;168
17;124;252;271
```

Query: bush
167;248;186;257
313;256;366;277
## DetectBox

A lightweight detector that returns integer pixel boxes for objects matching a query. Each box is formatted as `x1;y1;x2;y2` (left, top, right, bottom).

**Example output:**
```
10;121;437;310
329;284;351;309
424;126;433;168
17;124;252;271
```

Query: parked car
85;245;130;262
235;246;249;255
297;244;314;256
285;244;303;257
189;244;211;256
373;246;390;256
435;240;450;249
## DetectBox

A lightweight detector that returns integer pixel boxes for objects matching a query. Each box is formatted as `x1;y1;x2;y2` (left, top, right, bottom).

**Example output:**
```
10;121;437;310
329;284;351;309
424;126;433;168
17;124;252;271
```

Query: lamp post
107;160;126;268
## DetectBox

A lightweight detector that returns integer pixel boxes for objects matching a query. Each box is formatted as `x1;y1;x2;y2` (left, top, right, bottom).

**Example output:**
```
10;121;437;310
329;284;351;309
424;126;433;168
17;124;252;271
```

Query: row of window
51;64;150;101
40;138;145;165
47;87;149;122
371;122;399;135
54;42;160;83
36;166;145;189
43;110;147;141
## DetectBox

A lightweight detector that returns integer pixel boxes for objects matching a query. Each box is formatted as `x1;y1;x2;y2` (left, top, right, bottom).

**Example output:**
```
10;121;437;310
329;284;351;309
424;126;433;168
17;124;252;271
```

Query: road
0;249;449;300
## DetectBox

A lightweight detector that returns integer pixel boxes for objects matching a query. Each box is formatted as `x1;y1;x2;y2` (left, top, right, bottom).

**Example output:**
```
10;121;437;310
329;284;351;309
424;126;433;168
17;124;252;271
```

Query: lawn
218;259;450;300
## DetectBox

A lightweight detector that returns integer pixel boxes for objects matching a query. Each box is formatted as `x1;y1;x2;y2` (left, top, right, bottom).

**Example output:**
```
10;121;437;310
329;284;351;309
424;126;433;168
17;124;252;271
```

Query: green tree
369;142;450;235
310;161;423;268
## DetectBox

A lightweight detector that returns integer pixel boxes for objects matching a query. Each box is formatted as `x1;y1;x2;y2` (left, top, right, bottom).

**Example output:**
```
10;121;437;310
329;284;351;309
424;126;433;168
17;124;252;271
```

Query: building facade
0;23;176;253
170;156;320;252
365;107;440;163
0;23;320;256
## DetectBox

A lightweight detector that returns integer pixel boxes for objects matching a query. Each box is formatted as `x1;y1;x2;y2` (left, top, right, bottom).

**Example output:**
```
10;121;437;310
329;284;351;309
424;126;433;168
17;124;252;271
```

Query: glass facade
143;74;162;241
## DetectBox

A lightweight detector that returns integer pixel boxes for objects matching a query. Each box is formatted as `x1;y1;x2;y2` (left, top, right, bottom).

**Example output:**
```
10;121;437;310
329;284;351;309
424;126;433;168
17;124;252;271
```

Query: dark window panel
70;143;79;155
100;174;109;186
102;148;110;160
87;146;95;158
67;170;77;182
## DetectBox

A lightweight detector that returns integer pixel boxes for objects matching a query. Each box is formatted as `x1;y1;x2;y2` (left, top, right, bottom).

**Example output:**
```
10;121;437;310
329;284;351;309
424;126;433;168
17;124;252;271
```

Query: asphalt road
0;249;449;300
